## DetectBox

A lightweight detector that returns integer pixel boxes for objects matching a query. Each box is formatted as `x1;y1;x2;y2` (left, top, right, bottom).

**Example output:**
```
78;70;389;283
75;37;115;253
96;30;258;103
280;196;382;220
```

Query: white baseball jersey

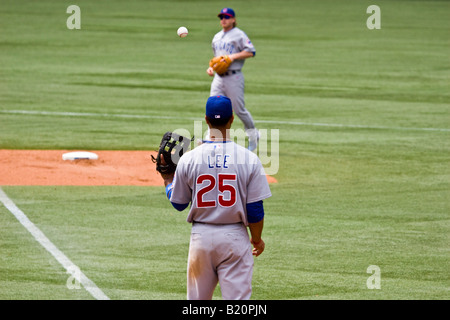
212;27;255;71
170;141;271;225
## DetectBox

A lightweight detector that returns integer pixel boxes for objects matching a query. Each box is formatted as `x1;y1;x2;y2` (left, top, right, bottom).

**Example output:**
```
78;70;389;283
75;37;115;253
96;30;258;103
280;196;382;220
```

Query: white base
62;151;98;160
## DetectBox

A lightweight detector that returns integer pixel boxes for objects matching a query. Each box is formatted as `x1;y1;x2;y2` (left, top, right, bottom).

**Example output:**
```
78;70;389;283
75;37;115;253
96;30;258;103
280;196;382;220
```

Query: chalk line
0;187;109;300
1;109;449;132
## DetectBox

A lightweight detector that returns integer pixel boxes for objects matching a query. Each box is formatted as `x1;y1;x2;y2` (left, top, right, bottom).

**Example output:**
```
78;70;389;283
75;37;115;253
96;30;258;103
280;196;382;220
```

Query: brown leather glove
209;55;232;75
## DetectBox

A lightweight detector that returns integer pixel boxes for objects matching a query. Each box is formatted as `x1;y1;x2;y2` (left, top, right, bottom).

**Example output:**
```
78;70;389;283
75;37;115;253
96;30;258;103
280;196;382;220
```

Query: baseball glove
151;132;191;175
209;55;232;75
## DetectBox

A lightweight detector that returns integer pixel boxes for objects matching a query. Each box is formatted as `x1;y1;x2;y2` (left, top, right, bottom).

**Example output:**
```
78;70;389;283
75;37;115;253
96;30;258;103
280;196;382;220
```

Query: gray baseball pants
187;222;254;300
210;71;256;131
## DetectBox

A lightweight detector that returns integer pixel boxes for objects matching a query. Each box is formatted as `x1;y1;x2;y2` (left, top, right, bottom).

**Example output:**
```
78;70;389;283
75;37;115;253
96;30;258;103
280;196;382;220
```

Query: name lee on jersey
208;154;231;169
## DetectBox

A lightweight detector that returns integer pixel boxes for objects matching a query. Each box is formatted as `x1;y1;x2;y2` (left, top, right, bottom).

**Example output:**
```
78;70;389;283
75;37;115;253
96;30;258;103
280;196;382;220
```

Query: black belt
219;70;241;77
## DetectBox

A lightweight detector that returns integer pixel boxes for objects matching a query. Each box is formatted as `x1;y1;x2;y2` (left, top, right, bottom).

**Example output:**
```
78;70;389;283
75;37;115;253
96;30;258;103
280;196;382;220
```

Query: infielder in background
206;8;260;151
158;95;271;300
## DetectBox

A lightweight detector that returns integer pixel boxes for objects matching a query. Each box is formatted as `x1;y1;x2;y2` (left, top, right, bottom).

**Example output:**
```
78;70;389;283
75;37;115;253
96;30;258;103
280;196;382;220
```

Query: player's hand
158;153;175;183
206;67;214;76
251;238;265;257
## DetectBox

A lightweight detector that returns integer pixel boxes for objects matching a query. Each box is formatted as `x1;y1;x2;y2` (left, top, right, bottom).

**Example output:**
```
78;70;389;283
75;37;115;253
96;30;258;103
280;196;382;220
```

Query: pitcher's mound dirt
0;150;277;186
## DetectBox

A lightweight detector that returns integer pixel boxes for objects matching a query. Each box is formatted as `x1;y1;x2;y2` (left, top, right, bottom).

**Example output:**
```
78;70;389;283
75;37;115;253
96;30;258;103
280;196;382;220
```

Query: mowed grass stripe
2;109;449;132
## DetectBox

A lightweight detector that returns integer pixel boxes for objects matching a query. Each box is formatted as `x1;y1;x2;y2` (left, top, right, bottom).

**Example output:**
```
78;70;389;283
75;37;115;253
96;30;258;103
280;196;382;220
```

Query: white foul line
0;187;110;300
1;109;449;132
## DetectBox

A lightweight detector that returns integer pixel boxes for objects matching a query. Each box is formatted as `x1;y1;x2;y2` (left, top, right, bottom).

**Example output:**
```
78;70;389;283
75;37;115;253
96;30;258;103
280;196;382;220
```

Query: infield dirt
0;150;277;186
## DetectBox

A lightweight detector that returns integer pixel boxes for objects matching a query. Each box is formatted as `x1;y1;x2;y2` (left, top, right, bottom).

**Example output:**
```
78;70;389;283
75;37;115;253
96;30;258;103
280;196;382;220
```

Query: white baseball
177;26;188;38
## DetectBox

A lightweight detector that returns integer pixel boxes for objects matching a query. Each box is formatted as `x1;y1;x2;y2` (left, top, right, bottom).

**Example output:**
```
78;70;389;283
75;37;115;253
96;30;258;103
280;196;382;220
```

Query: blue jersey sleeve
246;200;265;223
166;183;189;212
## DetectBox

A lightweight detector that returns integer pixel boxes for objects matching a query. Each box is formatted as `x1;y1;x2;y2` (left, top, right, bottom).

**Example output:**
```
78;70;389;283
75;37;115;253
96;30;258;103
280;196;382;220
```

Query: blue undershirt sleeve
246;200;264;223
165;183;189;212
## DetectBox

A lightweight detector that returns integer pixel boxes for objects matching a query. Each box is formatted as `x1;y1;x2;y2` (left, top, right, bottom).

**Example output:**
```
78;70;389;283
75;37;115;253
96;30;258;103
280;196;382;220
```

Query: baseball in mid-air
177;26;188;38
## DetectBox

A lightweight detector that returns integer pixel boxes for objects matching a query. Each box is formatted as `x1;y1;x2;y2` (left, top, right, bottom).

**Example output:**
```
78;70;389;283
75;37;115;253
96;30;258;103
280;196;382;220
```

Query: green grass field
1;0;449;300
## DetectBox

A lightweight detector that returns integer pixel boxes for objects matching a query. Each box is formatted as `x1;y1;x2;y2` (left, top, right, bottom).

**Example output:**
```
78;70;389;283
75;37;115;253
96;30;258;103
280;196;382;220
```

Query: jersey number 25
196;174;237;208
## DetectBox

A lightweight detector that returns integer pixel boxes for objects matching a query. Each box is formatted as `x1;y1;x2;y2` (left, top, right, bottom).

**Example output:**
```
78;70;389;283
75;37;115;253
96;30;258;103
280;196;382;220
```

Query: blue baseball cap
218;7;235;18
206;95;233;120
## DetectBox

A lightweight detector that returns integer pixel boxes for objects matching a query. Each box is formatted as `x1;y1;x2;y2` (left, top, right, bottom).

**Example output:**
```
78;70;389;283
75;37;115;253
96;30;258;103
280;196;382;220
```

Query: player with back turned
154;95;271;300
207;7;260;151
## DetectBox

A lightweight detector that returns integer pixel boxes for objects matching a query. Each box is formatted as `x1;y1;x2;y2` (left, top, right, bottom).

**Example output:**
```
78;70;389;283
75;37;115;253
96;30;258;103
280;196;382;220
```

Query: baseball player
157;95;271;300
206;7;260;151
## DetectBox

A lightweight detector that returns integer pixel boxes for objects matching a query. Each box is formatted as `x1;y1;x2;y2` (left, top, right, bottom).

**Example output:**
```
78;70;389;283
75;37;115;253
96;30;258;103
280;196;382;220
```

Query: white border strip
0;187;109;300
1;109;449;132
